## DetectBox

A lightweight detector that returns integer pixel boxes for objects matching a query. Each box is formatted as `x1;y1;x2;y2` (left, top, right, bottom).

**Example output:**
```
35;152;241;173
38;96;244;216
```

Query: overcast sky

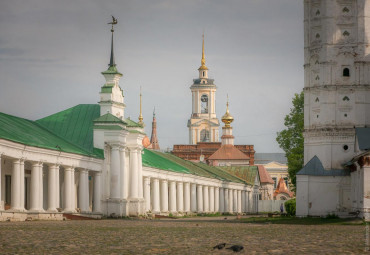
0;0;304;153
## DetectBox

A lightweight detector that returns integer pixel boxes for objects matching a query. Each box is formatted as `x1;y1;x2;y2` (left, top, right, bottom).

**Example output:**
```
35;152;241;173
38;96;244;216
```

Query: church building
0;19;260;220
296;0;370;219
172;36;255;165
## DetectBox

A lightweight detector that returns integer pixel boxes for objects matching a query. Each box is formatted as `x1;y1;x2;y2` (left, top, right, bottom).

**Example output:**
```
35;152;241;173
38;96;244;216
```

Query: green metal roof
0;112;100;158
218;166;259;186
142;149;190;174
124;118;142;128
94;113;126;124
36;104;104;158
145;150;247;184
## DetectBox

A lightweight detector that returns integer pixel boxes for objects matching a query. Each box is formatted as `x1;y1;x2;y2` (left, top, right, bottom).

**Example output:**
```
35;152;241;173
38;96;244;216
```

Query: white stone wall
296;174;351;217
303;0;370;169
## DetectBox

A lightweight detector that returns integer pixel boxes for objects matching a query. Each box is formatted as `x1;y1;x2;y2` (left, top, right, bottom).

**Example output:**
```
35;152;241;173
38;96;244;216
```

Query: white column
137;149;143;199
47;165;58;212
129;148;139;199
176;182;184;212
144;177;151;212
219;188;224;213
241;191;246;213
79;169;89;212
169;181;177;213
190;183;197;212
64;167;74;212
197;184;203;212
203;186;209;212
184;182;190;212
209;186;215;212
119;148;126;199
214;187;219;212
93;172;102;213
152;178;160;213
55;166;60;208
237;190;242;213
233;189;237;212
11;159;21;210
30;162;40;211
39;163;43;211
223;188;228;213
160;180;168;212
229;189;233;213
110;145;120;199
20;160;25;210
71;168;76;210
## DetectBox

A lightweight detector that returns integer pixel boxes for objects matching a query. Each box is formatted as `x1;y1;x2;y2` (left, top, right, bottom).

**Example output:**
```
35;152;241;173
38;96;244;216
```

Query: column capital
79;169;88;174
65;167;75;172
161;179;168;184
95;171;102;177
144;176;151;182
48;163;60;168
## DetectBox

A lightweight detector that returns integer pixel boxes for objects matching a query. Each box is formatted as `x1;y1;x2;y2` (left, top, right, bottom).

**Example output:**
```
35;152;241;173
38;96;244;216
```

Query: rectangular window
272;177;277;189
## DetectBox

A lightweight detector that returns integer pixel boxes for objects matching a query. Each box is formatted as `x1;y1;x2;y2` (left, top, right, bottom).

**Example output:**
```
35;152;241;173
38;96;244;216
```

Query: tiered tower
221;96;235;145
188;35;220;144
150;108;160;150
303;0;370;169
99;18;125;119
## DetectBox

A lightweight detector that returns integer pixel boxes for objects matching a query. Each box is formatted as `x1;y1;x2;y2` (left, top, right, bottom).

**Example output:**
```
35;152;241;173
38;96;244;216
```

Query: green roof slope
218;166;258;185
0;112;100;158
142;149;190;174
147;150;247;184
36;104;100;154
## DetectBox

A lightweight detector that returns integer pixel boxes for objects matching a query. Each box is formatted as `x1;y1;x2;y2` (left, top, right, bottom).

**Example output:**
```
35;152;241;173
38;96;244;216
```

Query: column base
47;209;58;213
103;198;129;217
127;198;145;216
29;208;45;213
63;208;76;213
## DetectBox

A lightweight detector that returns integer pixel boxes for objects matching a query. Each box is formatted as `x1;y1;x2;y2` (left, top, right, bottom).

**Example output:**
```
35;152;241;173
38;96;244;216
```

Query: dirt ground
0;217;367;254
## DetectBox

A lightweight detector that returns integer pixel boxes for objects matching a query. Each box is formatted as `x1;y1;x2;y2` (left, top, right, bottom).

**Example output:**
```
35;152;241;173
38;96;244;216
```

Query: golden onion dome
222;99;234;127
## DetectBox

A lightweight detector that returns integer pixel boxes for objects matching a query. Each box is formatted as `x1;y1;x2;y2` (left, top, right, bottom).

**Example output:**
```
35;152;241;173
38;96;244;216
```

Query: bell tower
187;34;220;144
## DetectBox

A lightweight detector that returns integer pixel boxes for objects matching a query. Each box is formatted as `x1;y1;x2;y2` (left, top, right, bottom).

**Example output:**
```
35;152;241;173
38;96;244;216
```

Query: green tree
276;91;304;187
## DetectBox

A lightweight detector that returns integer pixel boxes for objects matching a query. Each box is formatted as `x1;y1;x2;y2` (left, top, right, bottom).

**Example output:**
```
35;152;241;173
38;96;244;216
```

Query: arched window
200;94;208;113
200;129;210;142
203;71;205;77
343;68;350;77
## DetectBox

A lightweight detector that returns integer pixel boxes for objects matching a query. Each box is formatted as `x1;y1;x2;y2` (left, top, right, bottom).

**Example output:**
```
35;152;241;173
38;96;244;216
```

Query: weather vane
108;15;117;32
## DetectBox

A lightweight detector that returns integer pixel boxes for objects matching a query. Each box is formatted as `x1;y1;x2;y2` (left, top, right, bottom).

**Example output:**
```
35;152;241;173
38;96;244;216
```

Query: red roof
257;165;274;184
273;177;294;198
208;144;249;160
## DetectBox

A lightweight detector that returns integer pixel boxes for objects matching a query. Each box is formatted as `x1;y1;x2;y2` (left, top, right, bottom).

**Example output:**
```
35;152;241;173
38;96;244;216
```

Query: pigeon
226;245;244;252
213;243;226;250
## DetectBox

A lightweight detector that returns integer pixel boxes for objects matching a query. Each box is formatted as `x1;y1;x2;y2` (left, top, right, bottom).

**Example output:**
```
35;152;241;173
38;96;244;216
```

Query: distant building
254;153;292;196
172;36;255;164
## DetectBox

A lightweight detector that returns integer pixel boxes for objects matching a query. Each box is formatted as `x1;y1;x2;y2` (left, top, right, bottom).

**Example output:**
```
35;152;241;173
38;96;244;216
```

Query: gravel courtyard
0;217;367;254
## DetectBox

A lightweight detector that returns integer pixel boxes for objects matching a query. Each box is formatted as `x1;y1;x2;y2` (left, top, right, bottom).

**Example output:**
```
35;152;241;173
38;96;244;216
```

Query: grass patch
240;216;364;225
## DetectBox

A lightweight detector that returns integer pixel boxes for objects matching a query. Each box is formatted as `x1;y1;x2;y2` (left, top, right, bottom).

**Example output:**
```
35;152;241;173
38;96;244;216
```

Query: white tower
188;35;220;144
99;21;125;119
303;0;370;169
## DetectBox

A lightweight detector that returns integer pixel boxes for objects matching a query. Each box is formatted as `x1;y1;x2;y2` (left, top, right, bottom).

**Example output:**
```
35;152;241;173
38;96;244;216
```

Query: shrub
284;198;296;216
325;213;339;219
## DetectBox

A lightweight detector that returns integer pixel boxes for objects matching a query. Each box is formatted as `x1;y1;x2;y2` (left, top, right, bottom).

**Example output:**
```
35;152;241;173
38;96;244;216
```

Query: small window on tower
201;95;208;114
203;71;205;77
342;7;350;13
343;68;350;77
